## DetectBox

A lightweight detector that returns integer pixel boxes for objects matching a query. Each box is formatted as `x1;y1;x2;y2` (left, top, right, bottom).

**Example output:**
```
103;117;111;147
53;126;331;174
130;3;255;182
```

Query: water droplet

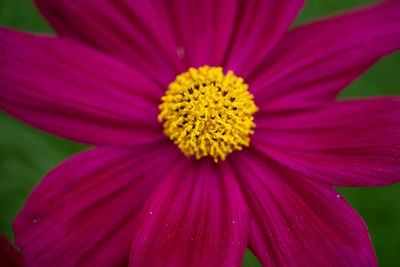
149;211;153;215
336;194;341;198
232;220;236;224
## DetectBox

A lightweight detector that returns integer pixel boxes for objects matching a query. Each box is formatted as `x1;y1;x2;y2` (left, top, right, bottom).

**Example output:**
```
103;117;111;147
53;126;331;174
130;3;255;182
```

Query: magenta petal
14;142;180;266
149;0;303;70
150;0;240;68
253;97;400;187
0;28;165;146
0;235;23;267
129;159;249;266
225;0;305;77
35;0;184;85
232;151;377;266
249;0;400;108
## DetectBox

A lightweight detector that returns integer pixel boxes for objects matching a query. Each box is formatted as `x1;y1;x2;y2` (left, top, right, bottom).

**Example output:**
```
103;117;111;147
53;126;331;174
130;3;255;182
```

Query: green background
0;0;399;266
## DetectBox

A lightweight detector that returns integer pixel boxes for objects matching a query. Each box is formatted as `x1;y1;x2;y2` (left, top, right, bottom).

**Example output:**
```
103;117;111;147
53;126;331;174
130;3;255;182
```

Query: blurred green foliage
0;0;399;266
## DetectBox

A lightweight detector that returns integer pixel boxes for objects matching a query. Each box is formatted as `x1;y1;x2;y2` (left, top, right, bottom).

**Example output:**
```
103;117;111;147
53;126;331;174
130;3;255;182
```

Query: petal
35;0;184;86
249;0;400;108
253;97;400;187
150;0;240;68
0;28;164;146
129;159;249;266
14;142;181;266
224;0;305;77
144;0;303;70
0;235;23;267
232;151;377;267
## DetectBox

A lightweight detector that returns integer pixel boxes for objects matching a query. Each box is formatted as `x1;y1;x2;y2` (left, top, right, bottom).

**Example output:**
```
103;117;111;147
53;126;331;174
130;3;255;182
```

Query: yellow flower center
158;66;258;162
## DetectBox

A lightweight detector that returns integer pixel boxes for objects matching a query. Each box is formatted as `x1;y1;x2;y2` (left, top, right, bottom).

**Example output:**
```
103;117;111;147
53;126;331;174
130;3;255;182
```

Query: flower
1;0;400;266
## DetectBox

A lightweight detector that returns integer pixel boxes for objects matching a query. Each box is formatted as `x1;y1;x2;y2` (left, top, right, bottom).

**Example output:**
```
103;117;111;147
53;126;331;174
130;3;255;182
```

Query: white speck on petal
177;47;185;59
32;215;43;224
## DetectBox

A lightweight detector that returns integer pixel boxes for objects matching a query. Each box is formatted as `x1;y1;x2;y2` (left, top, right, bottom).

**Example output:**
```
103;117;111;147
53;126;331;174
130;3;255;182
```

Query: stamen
158;66;258;162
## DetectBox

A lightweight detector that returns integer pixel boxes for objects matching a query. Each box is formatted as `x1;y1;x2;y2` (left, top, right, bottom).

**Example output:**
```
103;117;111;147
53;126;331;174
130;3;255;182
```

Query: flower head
1;0;400;266
158;66;258;161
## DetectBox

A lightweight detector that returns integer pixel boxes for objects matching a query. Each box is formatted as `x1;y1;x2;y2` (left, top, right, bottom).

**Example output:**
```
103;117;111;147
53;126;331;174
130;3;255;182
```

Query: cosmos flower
1;0;400;266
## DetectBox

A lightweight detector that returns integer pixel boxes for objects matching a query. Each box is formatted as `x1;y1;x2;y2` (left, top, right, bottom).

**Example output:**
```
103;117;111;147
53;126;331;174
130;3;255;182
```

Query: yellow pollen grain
158;66;258;162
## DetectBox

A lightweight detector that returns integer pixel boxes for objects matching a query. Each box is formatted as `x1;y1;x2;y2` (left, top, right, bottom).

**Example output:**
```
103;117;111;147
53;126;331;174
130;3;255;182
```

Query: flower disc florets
158;66;258;162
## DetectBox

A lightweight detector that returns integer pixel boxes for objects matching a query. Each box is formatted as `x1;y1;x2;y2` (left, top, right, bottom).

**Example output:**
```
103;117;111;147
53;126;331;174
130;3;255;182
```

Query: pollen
158;66;258;162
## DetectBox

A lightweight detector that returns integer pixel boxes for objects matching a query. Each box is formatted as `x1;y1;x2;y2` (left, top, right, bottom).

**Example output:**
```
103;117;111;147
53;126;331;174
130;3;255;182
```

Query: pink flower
1;0;400;266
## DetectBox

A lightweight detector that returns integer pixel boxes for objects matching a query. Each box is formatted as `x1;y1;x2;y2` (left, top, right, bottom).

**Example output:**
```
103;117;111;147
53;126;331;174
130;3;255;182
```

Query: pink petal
129;159;249;266
35;0;184;86
232;150;377;266
14;142;181;266
131;0;303;70
249;0;400;109
224;0;305;76
0;235;23;267
0;28;165;146
150;0;240;68
253;97;400;187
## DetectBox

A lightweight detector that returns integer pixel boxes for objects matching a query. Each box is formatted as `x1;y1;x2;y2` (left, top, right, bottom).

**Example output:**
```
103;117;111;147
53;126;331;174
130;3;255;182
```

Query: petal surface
36;0;304;77
223;0;305;77
232;150;377;267
249;0;400;109
253;97;400;187
150;0;239;68
129;159;249;267
14;142;181;266
151;0;304;71
0;235;23;267
35;0;184;86
0;28;164;146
